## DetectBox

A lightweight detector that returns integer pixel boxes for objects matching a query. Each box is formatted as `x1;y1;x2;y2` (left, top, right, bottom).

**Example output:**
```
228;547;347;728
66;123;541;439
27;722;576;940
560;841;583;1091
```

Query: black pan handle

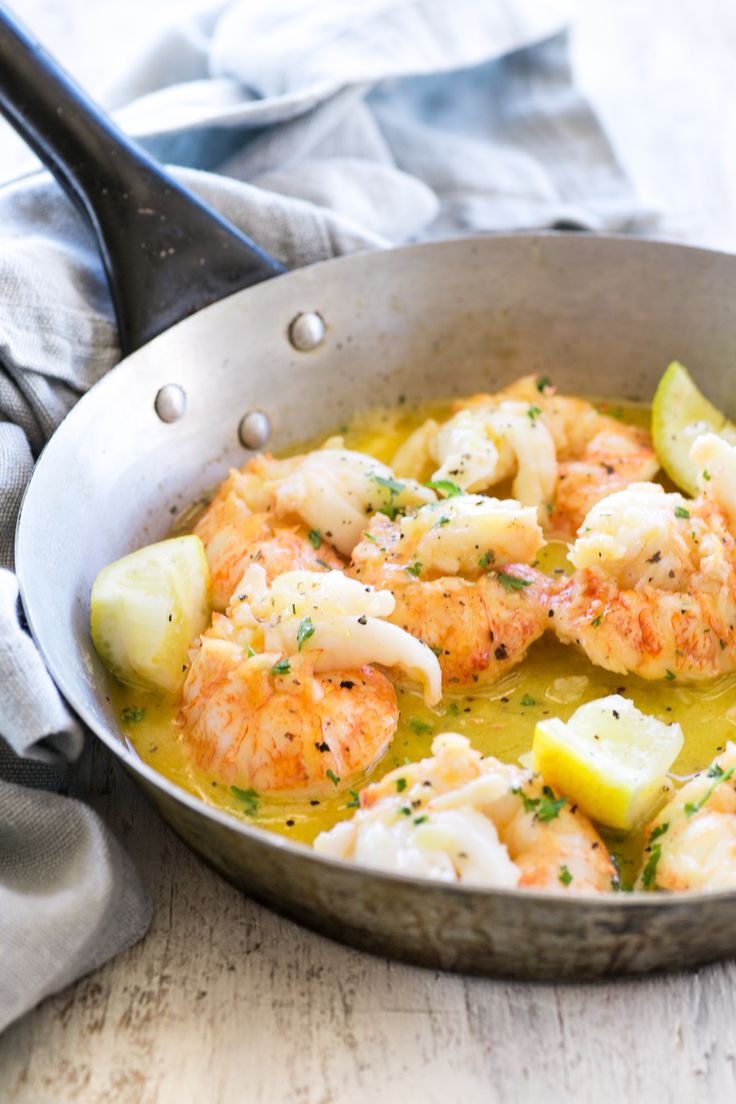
0;6;286;355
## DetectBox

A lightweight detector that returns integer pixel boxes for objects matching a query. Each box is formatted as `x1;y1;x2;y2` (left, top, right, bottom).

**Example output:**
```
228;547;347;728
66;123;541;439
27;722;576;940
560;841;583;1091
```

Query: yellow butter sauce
116;397;736;882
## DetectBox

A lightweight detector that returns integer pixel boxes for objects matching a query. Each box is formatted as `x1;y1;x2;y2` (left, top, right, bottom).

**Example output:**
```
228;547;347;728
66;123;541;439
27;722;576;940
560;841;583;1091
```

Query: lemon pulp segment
652;361;736;495
90;535;211;695
532;695;683;830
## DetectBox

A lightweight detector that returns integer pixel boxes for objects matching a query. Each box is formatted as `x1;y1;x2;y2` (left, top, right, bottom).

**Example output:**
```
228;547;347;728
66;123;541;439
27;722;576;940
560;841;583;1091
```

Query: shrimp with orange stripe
350;492;558;686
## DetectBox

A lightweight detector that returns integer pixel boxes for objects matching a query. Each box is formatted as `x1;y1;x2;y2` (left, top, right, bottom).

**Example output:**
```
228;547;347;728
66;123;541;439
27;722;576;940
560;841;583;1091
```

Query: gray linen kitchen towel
0;0;654;1031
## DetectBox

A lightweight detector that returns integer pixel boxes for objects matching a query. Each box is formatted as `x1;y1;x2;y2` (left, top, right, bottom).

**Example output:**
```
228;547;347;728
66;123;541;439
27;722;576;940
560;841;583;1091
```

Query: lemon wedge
652;361;736;495
532;695;683;830
91;535;211;695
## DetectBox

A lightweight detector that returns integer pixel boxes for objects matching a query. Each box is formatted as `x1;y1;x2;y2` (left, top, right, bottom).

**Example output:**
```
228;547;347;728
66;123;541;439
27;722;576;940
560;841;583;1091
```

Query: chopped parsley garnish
363;531;379;544
121;706;146;724
315;558;330;569
430;645;443;656
409;717;434;736
591;614;603;627
245;643;256;658
396;777;407;793
406;562;422;577
496;571;532;593
326;768;341;787
641;844;663;889
520;694;536;707
513;789;538;815
372;473;404;496
527;405;542;421
536;787;568;822
536;376;552;392
446;702;460;716
296;616;315;651
425;479;463;497
559;865;573;886
231;786;259;816
650;821;670;841
512;785;567;822
370;473;406;520
346;789;360;809
414;815;429;826
308;528;322;549
433;515;450;529
675;506;690;519
398;806;412;816
703;470;712;481
684;764;735;817
479;550;495;569
271;658;291;676
665;669;676;681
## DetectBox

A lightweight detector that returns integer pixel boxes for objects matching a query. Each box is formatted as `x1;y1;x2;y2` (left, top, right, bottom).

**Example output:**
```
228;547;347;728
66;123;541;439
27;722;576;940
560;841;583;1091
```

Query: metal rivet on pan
154;383;186;423
288;311;325;351
238;410;272;450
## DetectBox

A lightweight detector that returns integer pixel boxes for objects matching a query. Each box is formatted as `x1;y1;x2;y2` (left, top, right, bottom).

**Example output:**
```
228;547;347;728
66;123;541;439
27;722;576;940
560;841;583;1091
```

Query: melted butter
116;397;736;880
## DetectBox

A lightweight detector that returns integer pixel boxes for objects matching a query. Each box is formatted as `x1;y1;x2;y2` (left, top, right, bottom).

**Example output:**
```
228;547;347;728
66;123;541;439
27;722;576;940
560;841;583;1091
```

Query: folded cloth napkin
0;0;654;1032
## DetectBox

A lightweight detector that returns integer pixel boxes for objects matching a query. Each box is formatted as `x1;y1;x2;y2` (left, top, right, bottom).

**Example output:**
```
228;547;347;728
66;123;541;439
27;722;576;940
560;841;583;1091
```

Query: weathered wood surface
2;0;736;1100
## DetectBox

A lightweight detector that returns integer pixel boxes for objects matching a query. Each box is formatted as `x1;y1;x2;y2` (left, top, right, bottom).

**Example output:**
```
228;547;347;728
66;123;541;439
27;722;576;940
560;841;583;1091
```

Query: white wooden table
2;2;736;1101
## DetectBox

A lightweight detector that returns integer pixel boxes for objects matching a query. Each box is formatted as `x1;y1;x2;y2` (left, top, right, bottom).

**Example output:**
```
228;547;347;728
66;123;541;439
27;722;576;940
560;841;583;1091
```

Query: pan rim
16;229;736;912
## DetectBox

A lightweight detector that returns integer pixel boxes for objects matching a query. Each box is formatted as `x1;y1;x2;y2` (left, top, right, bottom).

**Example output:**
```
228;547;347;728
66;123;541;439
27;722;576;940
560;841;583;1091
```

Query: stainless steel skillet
3;10;736;981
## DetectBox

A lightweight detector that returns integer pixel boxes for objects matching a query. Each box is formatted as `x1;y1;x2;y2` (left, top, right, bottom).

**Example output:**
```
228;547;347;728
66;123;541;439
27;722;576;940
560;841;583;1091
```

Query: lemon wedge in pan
532;695;683;831
652;361;736;495
91;535;211;695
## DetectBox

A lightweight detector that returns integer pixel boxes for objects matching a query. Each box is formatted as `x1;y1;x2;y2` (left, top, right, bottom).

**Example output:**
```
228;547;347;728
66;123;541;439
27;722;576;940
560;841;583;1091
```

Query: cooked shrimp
394;395;557;517
553;471;736;681
691;432;736;530
350;495;557;686
179;568;441;794
637;743;736;891
392;374;658;537
315;732;615;892
432;401;557;514
195;474;343;609
180;644;398;795
195;446;433;608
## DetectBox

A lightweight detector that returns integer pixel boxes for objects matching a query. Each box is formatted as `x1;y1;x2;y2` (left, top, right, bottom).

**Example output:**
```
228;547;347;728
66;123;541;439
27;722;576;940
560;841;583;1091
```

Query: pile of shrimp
315;732;616;893
173;374;736;894
195;445;432;609
318;733;736;895
392;374;658;538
